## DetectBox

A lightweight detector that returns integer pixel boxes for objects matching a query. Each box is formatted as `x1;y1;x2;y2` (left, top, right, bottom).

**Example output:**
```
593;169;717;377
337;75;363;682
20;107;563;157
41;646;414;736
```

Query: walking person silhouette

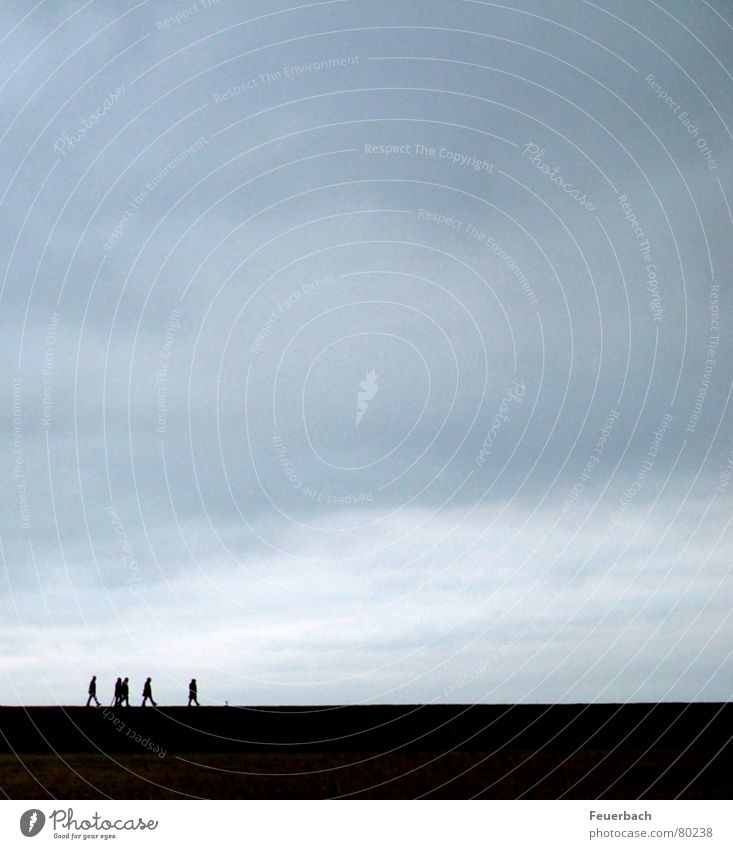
86;675;100;707
120;677;130;707
142;677;157;707
188;678;199;706
113;677;122;707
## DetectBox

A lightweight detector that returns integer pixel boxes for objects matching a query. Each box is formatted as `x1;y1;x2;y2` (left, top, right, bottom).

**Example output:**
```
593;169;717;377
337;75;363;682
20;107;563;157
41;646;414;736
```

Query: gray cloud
1;0;732;706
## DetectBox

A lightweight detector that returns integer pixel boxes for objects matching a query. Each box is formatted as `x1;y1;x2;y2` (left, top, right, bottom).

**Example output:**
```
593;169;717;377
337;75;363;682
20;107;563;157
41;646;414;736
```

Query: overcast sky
1;0;732;706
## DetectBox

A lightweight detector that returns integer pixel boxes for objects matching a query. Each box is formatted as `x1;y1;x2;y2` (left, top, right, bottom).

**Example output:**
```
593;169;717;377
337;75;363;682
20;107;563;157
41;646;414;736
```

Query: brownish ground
1;704;729;798
1;747;728;799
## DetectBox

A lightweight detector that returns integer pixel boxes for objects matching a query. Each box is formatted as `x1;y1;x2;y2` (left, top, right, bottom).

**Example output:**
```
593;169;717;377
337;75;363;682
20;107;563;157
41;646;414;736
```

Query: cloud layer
1;0;732;706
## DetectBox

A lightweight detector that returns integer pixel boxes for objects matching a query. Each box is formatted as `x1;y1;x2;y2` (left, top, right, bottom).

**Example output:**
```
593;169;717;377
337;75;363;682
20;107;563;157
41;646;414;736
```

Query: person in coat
141;676;157;707
86;675;100;707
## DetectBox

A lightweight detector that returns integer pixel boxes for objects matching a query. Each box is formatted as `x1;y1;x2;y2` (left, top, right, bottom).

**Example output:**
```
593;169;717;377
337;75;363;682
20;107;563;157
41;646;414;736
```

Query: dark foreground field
0;703;730;799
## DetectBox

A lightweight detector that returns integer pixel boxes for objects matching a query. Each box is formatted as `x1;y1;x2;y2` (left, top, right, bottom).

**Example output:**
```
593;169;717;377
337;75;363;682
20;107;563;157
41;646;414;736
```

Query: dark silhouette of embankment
0;703;730;798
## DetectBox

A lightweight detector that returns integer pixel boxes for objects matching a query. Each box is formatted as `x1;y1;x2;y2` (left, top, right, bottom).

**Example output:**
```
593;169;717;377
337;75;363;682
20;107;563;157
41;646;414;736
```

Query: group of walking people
86;675;200;707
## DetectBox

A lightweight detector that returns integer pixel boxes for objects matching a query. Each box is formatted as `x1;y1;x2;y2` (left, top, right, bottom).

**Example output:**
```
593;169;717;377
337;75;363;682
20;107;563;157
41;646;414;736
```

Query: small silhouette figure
86;675;100;707
120;676;130;707
141;677;157;707
188;678;199;707
113;677;122;707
